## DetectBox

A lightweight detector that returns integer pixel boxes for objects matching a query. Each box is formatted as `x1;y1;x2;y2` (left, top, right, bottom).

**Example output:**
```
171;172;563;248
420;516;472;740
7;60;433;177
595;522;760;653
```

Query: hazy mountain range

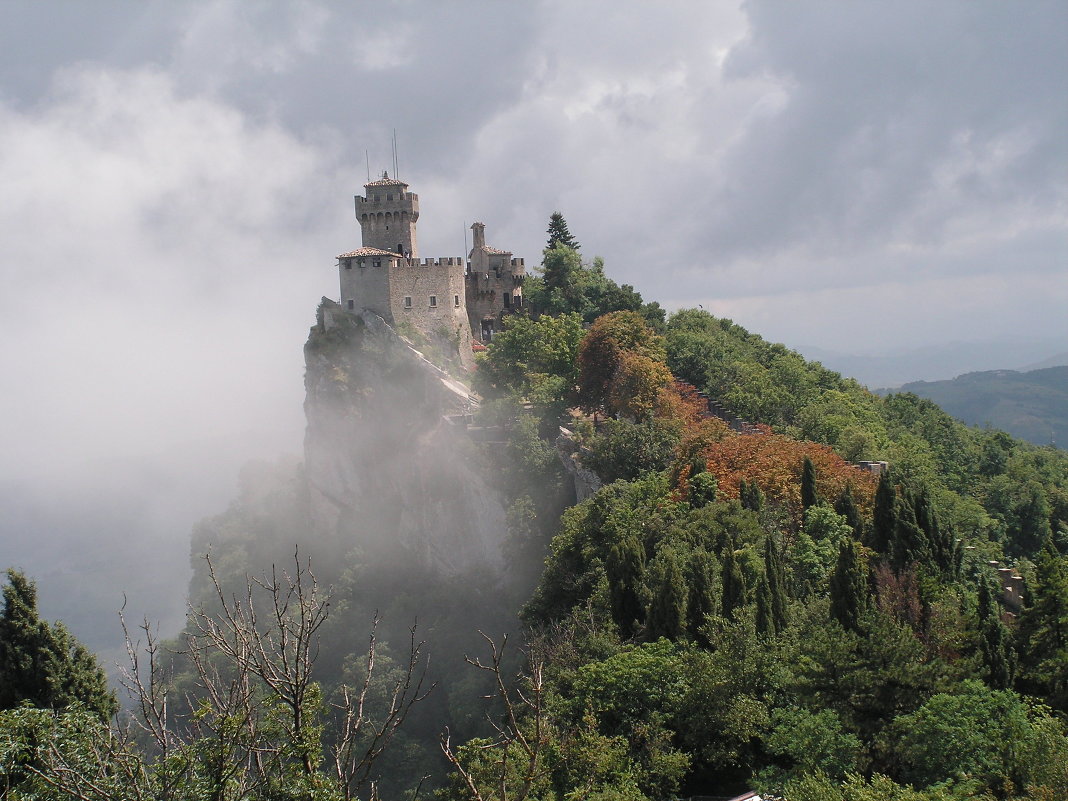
892;366;1068;448
799;340;1068;389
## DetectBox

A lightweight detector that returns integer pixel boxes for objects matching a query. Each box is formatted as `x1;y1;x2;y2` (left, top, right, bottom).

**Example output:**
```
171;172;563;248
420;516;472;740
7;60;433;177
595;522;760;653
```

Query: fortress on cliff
336;173;525;351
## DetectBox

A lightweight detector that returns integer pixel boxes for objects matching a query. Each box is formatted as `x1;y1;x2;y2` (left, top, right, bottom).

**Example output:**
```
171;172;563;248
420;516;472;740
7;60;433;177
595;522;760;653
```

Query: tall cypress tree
648;550;687;641
829;539;868;633
607;535;646;638
763;535;788;633
977;575;1015;689
755;576;773;636
834;484;863;538
869;470;896;556
721;546;748;621
892;489;929;571
740;480;765;513
1014;483;1052;558
1017;542;1068;707
687;548;717;641
801;456;819;511
545;211;580;252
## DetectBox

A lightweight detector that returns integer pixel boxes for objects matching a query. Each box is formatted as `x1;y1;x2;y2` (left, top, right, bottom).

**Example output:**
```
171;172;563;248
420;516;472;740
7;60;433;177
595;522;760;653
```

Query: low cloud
0;64;351;639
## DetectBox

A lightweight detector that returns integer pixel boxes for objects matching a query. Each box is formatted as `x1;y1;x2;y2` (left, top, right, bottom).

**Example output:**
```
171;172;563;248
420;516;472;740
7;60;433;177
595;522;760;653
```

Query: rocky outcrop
555;428;602;502
302;299;507;577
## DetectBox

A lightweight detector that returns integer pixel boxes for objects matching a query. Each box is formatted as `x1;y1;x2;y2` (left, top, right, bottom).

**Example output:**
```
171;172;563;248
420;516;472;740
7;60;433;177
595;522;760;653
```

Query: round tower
355;171;420;257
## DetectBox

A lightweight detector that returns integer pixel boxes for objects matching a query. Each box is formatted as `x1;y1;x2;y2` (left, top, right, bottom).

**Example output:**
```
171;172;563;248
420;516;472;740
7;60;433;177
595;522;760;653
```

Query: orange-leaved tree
577;310;668;418
693;431;877;530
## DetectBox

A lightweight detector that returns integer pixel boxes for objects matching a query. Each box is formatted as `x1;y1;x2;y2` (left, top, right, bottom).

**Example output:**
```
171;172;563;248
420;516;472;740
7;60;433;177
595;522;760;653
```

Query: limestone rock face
302;300;506;577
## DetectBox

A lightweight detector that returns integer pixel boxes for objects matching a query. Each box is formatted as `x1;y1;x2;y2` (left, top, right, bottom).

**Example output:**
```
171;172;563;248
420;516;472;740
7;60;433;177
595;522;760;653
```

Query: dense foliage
457;239;1068;798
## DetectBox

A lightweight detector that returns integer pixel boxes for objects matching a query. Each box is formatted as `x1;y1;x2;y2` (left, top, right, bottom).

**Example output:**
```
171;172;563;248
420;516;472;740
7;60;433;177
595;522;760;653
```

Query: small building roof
337;247;400;258
479;245;513;255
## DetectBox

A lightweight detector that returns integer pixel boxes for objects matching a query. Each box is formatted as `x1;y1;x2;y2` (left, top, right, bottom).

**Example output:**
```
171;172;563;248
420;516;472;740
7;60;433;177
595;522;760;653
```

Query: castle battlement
356;192;419;211
338;173;525;353
414;257;464;267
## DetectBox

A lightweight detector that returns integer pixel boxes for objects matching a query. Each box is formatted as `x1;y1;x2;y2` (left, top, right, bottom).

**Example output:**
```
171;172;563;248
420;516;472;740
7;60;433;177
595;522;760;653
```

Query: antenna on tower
392;129;399;180
463;221;469;266
365;150;370;183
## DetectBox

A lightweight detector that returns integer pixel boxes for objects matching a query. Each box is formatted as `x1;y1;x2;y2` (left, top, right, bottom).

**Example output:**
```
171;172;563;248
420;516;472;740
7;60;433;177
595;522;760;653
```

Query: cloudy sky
1;1;1065;641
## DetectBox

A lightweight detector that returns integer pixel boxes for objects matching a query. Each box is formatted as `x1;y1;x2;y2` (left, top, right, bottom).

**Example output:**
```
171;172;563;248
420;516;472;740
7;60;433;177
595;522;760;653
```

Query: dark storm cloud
701;1;1067;263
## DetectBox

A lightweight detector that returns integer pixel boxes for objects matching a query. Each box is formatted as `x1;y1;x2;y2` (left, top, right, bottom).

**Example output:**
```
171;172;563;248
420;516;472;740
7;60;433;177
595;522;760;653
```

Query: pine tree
607;535;646;638
545;211;580;252
763;535;788;633
755;576;773;636
647;550;687;641
1017;542;1068;708
686;548;717;641
1013;483;1052;558
0;569;116;721
801;456;819;511
740;480;765;513
869;470;896;556
977;576;1015;689
834;485;863;538
721;546;748;621
829;540;868;633
689;471;718;508
892;490;930;571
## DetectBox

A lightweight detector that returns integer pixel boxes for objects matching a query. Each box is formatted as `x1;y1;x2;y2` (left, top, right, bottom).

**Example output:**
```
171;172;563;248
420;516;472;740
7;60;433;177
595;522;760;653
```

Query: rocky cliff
302;299;508;577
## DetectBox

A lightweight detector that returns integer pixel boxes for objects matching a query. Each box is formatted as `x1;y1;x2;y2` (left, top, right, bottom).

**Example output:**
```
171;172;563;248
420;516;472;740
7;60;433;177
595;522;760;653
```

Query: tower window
344;260;352;270
358;258;365;267
387;194;393;201
429;295;437;308
404;296;412;308
454;294;460;307
503;292;511;308
347;300;354;310
373;259;381;268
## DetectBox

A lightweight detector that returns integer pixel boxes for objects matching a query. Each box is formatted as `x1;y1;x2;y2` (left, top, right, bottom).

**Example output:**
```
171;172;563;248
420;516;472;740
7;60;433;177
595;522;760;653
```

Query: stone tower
355;171;419;257
337;174;523;360
466;221;525;341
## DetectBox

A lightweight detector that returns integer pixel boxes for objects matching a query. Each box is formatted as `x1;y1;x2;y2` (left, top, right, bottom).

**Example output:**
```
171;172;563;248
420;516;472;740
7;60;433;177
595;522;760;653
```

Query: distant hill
1019;351;1068;372
799;340;1067;388
896;366;1068;447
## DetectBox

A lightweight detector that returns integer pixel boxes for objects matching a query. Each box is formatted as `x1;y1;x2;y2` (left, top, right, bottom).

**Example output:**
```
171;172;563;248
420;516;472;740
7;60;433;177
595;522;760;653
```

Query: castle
336;173;525;354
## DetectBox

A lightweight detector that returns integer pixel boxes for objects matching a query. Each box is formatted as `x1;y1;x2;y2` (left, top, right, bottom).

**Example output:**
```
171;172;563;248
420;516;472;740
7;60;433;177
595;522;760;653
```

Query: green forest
3;217;1067;800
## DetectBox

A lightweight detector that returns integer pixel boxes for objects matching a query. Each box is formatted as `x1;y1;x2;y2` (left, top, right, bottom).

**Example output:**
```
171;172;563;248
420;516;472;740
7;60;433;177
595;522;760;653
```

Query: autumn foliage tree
689;432;878;531
577;311;667;417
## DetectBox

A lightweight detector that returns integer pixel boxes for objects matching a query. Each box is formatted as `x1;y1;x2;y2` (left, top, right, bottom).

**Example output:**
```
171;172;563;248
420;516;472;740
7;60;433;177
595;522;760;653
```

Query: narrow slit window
454;294;460;307
404;296;412;308
429;295;437;308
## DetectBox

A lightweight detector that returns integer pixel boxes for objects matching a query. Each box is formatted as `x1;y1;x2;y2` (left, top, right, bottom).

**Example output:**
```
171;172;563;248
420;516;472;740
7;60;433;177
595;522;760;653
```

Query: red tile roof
364;173;407;187
337;247;400;258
